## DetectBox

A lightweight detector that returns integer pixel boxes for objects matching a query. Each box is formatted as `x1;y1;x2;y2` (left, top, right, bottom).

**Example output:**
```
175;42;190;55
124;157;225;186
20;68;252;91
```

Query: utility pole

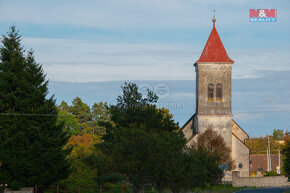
266;147;269;171
278;150;281;167
268;136;271;171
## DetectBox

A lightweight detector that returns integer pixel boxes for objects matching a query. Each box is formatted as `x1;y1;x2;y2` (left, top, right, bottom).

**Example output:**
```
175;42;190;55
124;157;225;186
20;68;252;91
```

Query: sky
0;0;290;137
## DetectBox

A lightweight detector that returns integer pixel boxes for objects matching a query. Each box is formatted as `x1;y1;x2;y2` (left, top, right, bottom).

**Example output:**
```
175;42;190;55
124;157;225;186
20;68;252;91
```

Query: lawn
192;184;251;193
102;184;251;193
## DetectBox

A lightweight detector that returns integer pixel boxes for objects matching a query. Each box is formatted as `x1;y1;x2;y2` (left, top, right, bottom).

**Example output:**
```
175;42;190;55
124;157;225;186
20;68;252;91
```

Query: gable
232;120;249;143
181;114;194;141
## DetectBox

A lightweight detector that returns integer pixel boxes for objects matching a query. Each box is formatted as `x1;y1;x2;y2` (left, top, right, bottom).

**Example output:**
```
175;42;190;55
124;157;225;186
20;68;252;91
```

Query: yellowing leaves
66;134;101;159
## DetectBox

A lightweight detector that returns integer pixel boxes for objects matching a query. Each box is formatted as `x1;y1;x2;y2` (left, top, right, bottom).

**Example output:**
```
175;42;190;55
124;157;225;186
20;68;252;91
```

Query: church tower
193;18;234;148
181;18;250;179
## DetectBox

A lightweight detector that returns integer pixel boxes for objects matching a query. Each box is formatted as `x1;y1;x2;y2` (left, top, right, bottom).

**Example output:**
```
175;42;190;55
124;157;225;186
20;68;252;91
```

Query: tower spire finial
212;9;216;27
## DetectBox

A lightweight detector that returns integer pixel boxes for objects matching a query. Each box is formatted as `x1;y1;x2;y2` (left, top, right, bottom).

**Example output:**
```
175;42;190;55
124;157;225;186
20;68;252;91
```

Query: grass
192;184;252;193
54;183;253;193
120;184;251;193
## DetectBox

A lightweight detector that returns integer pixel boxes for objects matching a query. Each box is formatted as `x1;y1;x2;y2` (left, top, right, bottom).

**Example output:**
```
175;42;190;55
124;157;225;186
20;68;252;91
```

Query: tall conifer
0;26;70;191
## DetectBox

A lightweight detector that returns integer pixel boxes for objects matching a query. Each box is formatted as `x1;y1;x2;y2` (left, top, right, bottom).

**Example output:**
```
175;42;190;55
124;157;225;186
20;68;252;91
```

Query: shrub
264;171;278;176
9;180;21;190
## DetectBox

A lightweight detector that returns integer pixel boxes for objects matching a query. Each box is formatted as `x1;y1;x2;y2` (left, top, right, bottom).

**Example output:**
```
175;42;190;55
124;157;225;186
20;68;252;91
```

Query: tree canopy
0;26;70;191
273;129;284;141
100;82;223;193
58;98;112;136
0;26;228;193
283;136;290;179
54;98;112;193
196;128;232;168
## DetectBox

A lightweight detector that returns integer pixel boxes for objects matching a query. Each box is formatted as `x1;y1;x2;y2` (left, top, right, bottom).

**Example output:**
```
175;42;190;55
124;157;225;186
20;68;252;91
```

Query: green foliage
193;184;252;193
57;108;80;136
264;171;278;176
168;145;223;193
148;131;186;193
187;146;222;189
273;129;284;140
0;26;70;191
70;97;92;132
283;138;290;179
101;82;222;193
95;173;123;185
49;134;101;193
59;101;70;111
9;180;21;190
91;102;113;136
54;98;113;192
246;136;283;154
58;99;112;136
102;184;132;193
101;83;183;193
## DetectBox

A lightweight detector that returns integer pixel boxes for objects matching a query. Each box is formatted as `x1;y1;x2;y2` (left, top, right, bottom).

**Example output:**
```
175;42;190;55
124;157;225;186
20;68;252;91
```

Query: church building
181;18;250;178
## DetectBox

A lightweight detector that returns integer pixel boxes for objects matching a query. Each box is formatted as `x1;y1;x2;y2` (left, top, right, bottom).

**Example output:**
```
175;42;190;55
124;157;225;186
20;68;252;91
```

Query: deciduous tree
57;108;80;136
196;128;231;166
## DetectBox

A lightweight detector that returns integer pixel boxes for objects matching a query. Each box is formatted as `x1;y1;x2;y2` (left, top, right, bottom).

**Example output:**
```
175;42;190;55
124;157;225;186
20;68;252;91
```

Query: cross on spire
196;10;234;63
212;9;216;26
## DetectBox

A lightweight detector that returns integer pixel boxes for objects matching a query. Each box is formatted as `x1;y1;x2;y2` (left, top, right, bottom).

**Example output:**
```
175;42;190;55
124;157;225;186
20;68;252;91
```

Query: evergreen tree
91;102;112;136
0;26;70;191
101;83;185;193
273;129;284;141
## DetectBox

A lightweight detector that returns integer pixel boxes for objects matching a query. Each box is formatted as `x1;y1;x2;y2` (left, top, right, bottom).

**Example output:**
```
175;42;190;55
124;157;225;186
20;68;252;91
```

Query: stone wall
195;63;232;115
196;115;233;149
232;134;250;177
182;117;194;140
232;171;290;187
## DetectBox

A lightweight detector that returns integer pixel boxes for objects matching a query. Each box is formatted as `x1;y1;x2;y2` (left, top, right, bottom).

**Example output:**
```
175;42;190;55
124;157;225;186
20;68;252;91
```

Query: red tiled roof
196;22;234;63
250;154;282;173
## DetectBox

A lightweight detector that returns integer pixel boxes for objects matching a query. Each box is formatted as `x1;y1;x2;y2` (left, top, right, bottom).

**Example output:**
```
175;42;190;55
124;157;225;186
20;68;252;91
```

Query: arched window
208;84;214;99
216;84;223;99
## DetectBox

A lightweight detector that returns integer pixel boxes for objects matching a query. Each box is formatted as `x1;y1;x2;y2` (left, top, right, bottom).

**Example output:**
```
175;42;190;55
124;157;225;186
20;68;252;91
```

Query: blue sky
0;0;290;137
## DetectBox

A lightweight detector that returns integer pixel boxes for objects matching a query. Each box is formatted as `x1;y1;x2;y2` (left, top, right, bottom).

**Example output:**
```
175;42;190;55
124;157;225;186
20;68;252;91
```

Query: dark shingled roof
250;154;282;173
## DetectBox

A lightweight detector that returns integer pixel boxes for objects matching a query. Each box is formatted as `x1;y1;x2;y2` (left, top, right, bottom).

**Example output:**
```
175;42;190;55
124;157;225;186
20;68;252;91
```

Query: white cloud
2;0;288;30
21;37;290;81
231;49;290;79
22;37;195;82
21;37;290;82
0;0;201;29
233;112;265;122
